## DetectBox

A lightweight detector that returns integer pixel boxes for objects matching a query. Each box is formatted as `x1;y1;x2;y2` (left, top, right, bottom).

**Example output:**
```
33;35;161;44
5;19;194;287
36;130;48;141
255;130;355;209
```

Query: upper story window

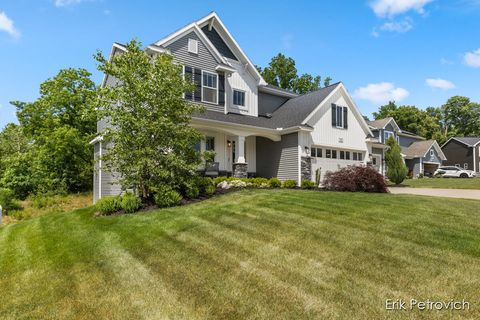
384;131;394;142
202;71;218;104
233;90;245;107
188;39;198;54
332;104;348;129
430;149;434;157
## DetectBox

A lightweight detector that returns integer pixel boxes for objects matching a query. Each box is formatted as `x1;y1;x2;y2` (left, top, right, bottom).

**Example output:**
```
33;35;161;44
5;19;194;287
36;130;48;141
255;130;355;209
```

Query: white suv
434;166;476;178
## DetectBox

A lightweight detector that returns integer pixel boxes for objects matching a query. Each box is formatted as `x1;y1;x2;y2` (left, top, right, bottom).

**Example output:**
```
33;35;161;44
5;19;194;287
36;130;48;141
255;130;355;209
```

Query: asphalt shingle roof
402;140;435;158
452;137;480;147
367;117;394;129
192;82;341;129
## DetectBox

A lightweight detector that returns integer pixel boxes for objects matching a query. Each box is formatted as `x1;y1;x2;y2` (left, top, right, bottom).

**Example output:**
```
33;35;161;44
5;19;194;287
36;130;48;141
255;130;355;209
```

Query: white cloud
425;78;456;89
370;0;434;17
464;48;480;68
354;82;409;104
379;18;413;32
54;0;93;7
281;33;293;51
0;11;20;39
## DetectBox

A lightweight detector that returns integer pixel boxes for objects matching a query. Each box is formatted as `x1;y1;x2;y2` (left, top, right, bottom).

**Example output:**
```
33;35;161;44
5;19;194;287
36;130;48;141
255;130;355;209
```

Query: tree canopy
94;39;204;199
256;53;332;94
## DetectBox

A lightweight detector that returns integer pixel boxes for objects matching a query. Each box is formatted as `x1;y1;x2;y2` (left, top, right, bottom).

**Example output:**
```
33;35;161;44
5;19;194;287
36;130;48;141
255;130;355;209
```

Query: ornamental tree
94;40;204;199
385;136;408;185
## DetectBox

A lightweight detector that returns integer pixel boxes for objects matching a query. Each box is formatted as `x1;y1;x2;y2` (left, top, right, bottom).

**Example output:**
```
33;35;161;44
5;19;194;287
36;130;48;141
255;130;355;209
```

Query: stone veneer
301;156;312;181
233;163;248;178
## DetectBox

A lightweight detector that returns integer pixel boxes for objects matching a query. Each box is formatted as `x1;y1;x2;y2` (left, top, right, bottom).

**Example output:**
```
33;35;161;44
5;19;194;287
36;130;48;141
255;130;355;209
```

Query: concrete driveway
389;187;480;200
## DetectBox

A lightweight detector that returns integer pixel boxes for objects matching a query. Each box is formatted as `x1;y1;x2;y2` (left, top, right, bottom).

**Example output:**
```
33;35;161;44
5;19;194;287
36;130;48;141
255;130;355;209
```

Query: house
441;137;480;173
367;117;446;177
92;12;386;202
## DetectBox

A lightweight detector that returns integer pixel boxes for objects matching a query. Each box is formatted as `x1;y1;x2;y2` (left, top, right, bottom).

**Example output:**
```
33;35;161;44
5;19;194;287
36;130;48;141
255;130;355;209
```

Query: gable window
384;131;394;142
332;104;348;129
233;90;245;106
205;136;215;151
430;149;434;157
202;71;218;104
188;39;198;54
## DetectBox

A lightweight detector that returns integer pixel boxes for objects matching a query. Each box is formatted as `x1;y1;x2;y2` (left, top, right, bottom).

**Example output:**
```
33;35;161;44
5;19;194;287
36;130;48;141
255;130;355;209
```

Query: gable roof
443;137;480;148
367;117;400;131
402;140;447;160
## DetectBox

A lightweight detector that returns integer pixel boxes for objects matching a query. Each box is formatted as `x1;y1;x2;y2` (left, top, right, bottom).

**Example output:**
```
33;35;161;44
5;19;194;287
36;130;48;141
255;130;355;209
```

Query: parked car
434;166;476;178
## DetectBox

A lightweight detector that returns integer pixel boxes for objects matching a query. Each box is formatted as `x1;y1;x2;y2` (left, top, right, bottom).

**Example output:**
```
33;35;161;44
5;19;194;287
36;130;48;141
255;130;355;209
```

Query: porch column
233;135;247;178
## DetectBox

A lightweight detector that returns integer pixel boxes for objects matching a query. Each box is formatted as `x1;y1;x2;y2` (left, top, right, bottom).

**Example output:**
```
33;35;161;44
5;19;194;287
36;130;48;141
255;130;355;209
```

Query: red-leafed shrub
323;165;388;193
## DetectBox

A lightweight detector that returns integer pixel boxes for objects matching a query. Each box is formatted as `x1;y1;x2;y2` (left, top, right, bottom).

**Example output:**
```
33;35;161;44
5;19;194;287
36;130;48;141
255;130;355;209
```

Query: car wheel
460;173;468;178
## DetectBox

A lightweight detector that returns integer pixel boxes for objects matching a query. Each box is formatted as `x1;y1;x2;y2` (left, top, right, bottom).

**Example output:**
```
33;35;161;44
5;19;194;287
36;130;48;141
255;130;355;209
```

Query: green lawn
393;177;480;189
1;190;480;319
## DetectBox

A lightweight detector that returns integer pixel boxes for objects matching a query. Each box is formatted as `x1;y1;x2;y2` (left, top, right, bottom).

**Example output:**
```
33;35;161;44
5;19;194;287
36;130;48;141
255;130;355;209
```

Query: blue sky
1;0;480;129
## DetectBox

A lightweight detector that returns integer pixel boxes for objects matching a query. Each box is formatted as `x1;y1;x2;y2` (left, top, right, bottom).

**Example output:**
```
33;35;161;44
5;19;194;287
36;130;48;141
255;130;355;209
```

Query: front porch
192;119;282;178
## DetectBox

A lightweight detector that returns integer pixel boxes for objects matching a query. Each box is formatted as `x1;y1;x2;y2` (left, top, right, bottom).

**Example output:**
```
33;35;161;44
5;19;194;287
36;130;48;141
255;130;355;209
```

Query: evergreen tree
385;136;408;185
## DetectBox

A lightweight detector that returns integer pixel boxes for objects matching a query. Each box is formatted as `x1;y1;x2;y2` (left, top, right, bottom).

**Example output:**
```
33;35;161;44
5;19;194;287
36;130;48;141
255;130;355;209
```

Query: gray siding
93;143;100;203
93;141;122;203
422;146;442;164
258;92;288;115
442;139;473;169
406;158;421;177
201;26;237;60
166;31;223;113
256;133;298;181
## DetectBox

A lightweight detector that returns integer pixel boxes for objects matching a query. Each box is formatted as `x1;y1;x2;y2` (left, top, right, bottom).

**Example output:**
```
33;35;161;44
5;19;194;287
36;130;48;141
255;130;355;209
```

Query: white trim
187;38;198;54
99;141;102;199
302;83;373;137
423;141;447;161
215;64;236;73
201;70;219;105
298;145;302;186
442;137;480;148
196;12;266;85
101;43;126;88
145;45;171;55
89;135;103;145
232;88;246;109
257;85;298;98
474;146;477;172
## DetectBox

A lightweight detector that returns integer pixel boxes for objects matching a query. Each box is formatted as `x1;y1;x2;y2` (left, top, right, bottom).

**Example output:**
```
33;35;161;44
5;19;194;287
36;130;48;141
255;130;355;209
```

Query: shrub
185;183;200;199
385;136;408;185
0;188;22;214
154;187;182;208
213;176;228;186
96;196;122;215
268;178;282;188
323;165;388;193
121;192;142;214
205;184;216;195
28;193;63;209
248;177;269;188
301;180;315;189
282;180;297;189
197;177;214;194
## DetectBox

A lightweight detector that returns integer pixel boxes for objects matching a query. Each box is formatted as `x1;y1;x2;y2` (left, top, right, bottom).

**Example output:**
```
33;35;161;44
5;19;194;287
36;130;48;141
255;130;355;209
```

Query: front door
372;155;381;173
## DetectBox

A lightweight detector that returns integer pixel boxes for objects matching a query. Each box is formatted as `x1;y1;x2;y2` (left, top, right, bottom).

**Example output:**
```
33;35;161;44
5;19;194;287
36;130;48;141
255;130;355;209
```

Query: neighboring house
441;137;480;173
92;12;384;202
367;117;447;177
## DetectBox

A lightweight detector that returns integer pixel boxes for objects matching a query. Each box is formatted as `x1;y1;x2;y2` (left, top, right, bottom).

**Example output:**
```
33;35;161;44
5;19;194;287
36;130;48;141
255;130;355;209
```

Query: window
358;152;363;161
372;157;377;165
205;136;215;151
430;149;434;157
352;152;363;161
202;71;218;104
316;148;322;158
345;151;350;160
384;131;394;142
340;151;345;160
233;90;245;106
332;150;337;159
353;152;358;161
334;105;348;129
194;142;201;152
311;148;316;157
326;149;331;158
188;39;198;54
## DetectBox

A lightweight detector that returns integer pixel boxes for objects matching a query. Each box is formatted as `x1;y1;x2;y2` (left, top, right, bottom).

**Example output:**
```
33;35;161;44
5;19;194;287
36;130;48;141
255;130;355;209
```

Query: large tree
10;68;97;194
440;96;480;139
373;101;441;141
94;40;204;199
256;53;332;94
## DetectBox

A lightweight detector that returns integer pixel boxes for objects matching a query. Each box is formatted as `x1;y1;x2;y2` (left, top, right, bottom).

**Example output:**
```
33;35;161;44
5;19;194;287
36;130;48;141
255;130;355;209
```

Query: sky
1;0;480;129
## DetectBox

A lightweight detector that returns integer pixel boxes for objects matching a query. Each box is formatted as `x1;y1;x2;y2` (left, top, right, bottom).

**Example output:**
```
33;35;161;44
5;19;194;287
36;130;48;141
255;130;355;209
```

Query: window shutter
184;66;193;100
331;104;337;127
218;73;225;106
343;107;348;129
194;68;202;102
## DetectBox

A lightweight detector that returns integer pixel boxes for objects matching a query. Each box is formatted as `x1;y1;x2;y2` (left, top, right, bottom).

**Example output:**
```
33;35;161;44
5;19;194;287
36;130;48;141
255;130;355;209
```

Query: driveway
389;187;480;200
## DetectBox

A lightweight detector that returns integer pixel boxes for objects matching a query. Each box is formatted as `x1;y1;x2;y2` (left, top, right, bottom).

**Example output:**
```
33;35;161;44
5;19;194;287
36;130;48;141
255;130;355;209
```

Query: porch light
305;146;310;155
227;140;232;148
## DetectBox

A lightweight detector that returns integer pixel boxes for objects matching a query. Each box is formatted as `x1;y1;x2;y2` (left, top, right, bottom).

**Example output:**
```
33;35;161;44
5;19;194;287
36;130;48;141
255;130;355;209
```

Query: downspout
474;146;477;173
99;141;102;200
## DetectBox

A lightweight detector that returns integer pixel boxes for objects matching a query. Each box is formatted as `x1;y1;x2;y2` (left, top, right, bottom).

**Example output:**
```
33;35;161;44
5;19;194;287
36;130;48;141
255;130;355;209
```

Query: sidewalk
389;187;480;200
